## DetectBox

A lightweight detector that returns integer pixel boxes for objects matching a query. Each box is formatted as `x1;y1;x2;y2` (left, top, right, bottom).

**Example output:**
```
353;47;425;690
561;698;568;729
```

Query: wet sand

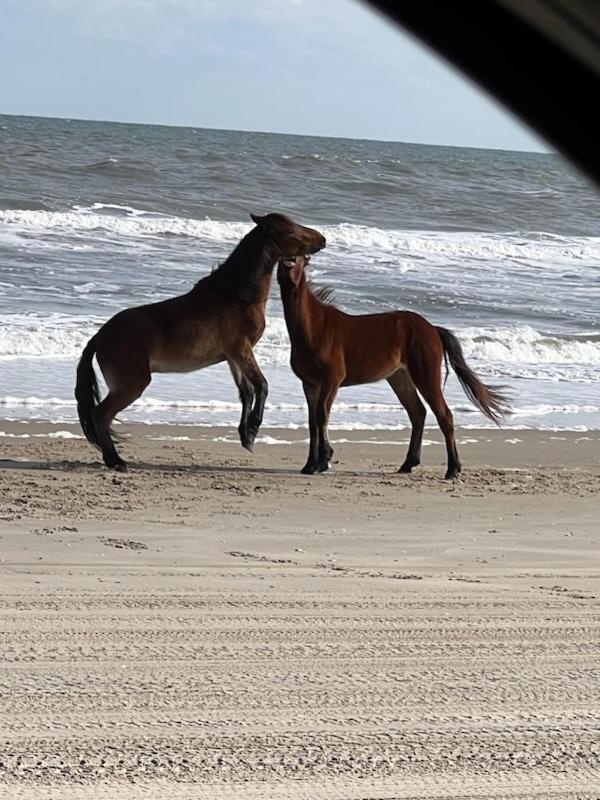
1;422;599;798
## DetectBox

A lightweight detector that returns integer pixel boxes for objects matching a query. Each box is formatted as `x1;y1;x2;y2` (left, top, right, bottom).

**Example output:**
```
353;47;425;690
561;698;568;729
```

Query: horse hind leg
407;355;461;480
94;377;150;472
431;395;461;480
387;369;426;473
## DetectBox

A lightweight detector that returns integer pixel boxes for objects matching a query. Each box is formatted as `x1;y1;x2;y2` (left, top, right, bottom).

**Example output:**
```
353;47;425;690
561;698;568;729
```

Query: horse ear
250;213;265;226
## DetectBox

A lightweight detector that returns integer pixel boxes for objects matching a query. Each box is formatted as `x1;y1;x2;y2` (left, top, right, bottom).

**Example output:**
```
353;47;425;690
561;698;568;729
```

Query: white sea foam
0;208;250;242
148;435;193;441
85;203;149;216
1;393;597;421
0;392;595;431
506;403;600;417
217;434;309;445
0;430;81;439
460;325;600;365
209;435;438;446
0;314;99;359
2;207;600;264
2;313;600;379
324;224;600;262
0;396;77;408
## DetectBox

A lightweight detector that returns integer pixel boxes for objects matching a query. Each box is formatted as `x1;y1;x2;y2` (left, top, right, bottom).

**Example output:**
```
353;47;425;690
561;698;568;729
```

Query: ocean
1;113;600;434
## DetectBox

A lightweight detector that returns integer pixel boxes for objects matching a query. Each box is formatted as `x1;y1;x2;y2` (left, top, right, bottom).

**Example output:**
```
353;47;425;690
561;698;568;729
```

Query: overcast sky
0;0;547;151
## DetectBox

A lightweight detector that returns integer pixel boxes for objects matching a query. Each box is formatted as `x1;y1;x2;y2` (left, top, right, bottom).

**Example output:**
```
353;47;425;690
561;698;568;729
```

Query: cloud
0;0;545;149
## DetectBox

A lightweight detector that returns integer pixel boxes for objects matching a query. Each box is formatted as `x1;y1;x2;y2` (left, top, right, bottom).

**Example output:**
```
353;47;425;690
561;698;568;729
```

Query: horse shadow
0;458;309;477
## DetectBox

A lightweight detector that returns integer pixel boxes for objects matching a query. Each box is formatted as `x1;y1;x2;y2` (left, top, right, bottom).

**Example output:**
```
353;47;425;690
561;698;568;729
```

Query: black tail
437;327;510;425
75;337;102;450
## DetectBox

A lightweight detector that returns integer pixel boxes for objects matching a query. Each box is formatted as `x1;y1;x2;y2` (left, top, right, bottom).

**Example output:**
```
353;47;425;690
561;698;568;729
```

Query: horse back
94;283;267;376
290;303;444;386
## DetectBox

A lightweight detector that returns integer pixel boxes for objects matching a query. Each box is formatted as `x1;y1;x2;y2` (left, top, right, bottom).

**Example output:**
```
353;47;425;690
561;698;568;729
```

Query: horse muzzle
280;255;310;270
312;234;326;253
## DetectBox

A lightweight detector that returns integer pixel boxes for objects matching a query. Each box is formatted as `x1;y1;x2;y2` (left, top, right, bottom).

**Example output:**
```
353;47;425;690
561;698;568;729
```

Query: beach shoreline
1;418;600;467
1;421;599;797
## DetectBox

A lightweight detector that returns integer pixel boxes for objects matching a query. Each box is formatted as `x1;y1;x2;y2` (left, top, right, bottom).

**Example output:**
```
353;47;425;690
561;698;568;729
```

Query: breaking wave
2;314;599;377
2;206;600;263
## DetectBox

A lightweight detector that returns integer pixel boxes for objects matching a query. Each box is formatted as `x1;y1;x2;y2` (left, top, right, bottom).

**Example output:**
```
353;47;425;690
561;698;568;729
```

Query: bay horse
278;254;509;479
75;213;326;471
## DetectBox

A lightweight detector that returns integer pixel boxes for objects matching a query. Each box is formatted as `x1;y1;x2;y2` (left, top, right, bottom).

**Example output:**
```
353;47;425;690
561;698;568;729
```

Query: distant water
1;113;600;432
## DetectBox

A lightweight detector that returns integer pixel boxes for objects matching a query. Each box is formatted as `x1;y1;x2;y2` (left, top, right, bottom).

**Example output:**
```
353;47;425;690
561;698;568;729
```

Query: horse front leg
317;382;339;472
301;381;320;474
230;346;268;452
228;360;255;451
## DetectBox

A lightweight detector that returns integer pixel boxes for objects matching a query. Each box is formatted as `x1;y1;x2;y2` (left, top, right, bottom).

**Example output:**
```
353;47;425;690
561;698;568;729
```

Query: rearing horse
75;213;326;471
278;254;509;479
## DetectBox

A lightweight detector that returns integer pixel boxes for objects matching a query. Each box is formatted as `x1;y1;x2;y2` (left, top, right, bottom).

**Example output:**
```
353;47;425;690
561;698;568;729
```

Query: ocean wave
0;393;597;433
0;315;99;359
460;325;600;365
0;314;291;363
1;315;600;384
324;225;600;262
84;157;120;170
72;157;158;178
0;198;51;212
83;202;151;217
278;154;414;171
0;207;250;242
0;396;77;408
1;391;599;420
0;429;81;439
280;153;323;162
506;403;600;417
2;207;600;264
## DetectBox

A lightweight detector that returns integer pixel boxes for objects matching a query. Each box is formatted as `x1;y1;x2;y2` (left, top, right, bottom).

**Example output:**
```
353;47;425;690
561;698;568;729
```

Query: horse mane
307;280;337;307
202;227;277;304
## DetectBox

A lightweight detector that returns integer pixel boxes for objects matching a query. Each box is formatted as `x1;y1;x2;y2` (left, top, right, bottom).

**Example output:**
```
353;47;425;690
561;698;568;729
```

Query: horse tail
75;336;102;450
436;326;510;425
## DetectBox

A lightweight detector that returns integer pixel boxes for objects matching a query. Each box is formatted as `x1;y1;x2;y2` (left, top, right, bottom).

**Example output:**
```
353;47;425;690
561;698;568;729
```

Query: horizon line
0;111;553;156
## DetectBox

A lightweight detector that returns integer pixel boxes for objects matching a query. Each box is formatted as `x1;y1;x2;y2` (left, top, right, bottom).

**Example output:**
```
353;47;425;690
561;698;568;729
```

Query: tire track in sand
1;570;599;798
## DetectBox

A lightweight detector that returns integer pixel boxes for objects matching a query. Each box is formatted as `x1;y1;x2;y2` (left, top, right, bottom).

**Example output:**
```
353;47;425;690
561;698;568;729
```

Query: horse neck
281;274;320;345
207;227;278;304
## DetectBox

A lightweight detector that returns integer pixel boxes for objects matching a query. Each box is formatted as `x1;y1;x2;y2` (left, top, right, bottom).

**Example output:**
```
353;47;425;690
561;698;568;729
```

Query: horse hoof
318;462;330;473
105;462;128;473
445;469;461;480
301;463;318;475
399;459;419;473
239;432;255;452
104;456;128;472
241;429;258;452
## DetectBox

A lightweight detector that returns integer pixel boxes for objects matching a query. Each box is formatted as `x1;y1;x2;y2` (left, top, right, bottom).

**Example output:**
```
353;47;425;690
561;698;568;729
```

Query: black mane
202;226;278;304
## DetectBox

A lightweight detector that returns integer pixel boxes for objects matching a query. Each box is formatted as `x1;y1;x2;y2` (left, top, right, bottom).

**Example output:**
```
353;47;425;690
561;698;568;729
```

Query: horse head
277;253;310;288
250;213;325;258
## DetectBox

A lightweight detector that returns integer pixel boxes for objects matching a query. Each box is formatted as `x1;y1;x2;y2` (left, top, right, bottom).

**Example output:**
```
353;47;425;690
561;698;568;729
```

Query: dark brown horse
76;213;326;471
278;254;509;479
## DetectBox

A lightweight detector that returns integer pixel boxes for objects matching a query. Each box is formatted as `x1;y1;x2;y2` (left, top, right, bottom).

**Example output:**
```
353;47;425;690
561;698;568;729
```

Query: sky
0;0;547;152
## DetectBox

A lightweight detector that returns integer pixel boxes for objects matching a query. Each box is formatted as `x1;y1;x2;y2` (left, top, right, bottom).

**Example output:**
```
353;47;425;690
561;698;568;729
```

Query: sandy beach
1;422;599;799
